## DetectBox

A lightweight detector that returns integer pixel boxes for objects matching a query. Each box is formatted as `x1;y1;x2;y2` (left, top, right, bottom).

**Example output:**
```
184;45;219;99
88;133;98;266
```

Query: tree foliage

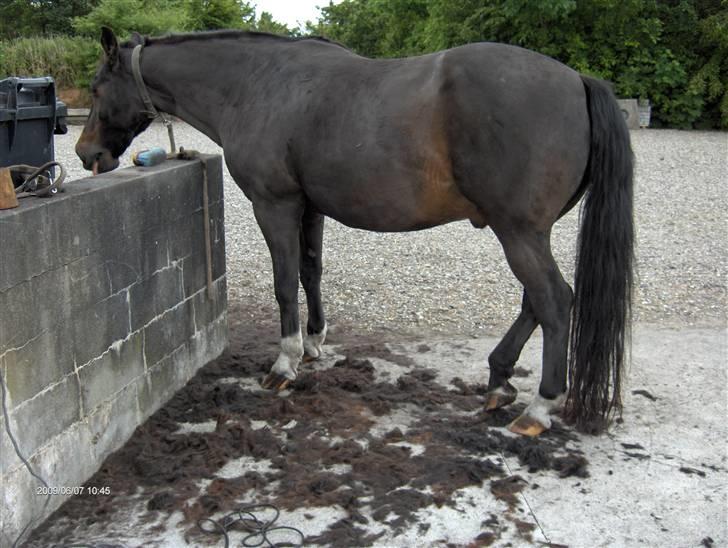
0;1;99;39
8;0;292;38
312;0;727;128
1;0;724;127
182;0;255;31
0;0;294;96
73;0;186;36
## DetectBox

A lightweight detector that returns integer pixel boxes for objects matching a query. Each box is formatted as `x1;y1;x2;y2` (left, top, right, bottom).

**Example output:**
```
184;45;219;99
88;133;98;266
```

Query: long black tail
565;75;634;432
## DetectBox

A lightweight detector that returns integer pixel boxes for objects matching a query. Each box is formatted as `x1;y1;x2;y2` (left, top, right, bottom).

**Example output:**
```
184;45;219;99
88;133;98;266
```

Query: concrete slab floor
22;323;727;547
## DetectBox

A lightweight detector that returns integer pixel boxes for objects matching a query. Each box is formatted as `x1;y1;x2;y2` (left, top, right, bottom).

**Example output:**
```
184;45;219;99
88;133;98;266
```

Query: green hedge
0;36;100;90
311;0;728;129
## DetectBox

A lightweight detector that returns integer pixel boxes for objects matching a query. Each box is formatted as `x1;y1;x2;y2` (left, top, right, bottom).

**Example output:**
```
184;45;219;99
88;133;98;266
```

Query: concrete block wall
0;156;227;544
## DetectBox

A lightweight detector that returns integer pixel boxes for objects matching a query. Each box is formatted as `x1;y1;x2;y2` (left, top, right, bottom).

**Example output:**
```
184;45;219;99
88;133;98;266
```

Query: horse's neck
139;42;235;145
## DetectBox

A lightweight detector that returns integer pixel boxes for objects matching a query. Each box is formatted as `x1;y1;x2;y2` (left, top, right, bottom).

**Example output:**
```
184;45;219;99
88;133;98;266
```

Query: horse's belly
303;173;486;232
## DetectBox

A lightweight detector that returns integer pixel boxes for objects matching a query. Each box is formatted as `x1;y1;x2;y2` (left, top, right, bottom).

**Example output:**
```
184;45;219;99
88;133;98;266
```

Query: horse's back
240;40;591;233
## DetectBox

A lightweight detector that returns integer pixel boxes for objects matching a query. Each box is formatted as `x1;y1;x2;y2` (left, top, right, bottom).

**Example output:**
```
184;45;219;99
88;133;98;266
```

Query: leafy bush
73;0;266;36
0;0;294;97
182;0;255;31
313;0;728;128
0;36;100;90
73;0;186;38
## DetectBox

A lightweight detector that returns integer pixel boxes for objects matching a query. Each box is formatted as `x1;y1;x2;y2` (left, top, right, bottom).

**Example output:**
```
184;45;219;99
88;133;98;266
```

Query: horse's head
76;27;152;174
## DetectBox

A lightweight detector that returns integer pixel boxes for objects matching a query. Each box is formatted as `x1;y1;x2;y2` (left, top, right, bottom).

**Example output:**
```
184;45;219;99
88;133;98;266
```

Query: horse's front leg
299;205;327;360
255;198;305;390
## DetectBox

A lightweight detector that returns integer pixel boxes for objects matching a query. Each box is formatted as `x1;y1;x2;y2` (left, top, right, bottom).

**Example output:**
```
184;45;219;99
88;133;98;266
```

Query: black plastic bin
0;77;68;181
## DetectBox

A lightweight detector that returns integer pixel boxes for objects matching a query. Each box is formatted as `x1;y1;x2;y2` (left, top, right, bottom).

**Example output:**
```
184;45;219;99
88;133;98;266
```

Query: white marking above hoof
490;383;516;397
521;393;566;429
270;330;304;380
303;322;327;359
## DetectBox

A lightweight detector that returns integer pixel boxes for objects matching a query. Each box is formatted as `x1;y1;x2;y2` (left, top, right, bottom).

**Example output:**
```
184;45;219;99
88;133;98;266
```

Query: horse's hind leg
255;199;306;390
495;229;572;436
484;291;538;410
299;205;327;360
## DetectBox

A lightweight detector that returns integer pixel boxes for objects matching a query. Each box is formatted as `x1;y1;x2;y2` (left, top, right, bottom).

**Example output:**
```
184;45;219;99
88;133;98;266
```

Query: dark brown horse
76;27;633;436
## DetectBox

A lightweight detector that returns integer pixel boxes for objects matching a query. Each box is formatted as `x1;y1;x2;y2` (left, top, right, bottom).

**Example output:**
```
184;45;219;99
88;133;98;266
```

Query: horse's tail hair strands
565;75;635;433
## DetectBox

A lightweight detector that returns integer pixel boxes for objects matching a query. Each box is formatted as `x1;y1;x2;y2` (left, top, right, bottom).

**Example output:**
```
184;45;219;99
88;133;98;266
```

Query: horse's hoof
508;414;547;437
485;383;517;411
261;372;293;390
302;354;317;364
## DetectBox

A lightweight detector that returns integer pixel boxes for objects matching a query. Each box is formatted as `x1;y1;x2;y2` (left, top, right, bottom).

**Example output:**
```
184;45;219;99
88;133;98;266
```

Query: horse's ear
129;32;144;47
100;26;119;66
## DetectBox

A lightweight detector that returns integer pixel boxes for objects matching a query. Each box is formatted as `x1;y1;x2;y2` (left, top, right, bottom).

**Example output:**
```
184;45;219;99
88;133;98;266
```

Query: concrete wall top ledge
0;155;221;218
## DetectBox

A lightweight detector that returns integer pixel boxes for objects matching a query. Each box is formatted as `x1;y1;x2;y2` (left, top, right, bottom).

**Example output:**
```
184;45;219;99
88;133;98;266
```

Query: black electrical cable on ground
197;504;305;548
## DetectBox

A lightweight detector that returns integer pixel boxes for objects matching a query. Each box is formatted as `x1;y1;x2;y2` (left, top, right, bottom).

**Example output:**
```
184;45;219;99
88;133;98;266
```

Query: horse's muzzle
75;142;119;175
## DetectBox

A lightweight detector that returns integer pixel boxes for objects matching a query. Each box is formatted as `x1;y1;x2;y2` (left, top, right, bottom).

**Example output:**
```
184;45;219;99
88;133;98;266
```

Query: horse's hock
0;156;228;543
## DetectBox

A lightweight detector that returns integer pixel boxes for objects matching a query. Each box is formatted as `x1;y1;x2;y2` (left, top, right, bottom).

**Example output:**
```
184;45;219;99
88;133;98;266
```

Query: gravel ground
56;124;727;336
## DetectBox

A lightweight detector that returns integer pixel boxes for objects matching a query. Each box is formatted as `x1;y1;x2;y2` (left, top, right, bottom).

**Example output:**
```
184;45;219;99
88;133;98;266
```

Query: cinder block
9;374;80;458
3;322;75;407
0;265;72;351
191;276;228;331
77;330;144;414
143;297;196;368
137;344;190;421
149;171;200;224
0;204;54;291
104;226;169;294
181;249;207;300
128;265;184;332
42;195;91;266
189;313;229;372
136;227;171;279
85;379;140;461
72;291;130;367
68;176;164;253
166;208;204;260
105;253;142;294
173;207;226;299
67;254;112;312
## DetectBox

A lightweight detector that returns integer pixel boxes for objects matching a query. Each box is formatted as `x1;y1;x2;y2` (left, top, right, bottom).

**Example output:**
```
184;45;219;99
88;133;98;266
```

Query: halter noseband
131;44;176;153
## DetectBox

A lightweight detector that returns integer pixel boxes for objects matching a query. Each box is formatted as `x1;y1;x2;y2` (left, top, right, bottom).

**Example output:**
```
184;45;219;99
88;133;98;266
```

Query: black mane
121;29;347;50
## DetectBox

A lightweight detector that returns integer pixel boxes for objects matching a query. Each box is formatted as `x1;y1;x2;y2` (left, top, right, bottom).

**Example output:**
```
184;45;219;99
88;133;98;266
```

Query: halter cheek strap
131;44;176;154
